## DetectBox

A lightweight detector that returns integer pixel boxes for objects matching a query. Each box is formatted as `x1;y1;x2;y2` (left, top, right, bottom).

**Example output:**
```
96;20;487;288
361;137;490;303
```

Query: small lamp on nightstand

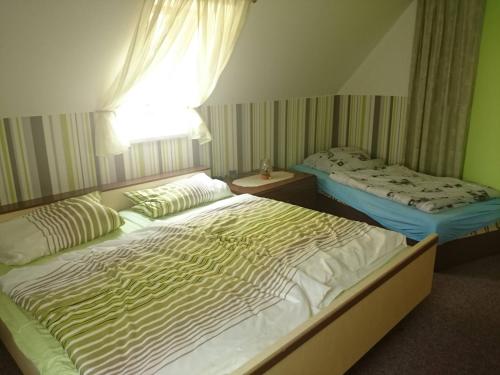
259;158;272;180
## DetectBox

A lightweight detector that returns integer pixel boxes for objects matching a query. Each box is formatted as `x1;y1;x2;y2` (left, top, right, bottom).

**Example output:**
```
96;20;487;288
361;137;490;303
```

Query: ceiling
0;0;413;116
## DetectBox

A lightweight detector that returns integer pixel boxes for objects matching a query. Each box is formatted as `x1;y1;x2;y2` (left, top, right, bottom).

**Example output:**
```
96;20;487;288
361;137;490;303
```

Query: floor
1;255;499;375
347;254;500;375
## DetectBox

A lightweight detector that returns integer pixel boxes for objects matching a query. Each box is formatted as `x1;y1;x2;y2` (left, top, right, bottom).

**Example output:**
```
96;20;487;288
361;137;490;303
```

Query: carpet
1;255;499;375
347;254;500;375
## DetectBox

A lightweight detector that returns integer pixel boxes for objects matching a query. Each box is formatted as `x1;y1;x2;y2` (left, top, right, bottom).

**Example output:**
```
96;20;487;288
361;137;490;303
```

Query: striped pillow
125;173;232;218
25;192;123;253
0;192;123;265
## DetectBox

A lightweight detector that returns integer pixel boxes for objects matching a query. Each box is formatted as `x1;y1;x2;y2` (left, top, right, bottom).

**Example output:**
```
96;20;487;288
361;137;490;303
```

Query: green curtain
405;0;485;177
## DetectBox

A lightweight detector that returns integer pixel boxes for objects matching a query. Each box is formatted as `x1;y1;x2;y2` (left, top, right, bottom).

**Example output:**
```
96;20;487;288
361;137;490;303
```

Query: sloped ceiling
208;0;413;104
0;0;141;117
0;0;412;117
338;0;417;96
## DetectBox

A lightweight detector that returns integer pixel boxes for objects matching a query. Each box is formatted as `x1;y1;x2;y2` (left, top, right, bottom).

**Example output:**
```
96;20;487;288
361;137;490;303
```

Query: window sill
129;133;190;144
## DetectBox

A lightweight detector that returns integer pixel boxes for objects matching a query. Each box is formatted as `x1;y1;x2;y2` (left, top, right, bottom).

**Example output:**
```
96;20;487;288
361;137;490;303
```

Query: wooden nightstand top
226;171;315;197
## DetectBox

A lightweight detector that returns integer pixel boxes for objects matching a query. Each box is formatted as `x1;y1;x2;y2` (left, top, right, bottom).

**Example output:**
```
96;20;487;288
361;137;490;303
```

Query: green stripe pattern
7;197;370;375
1;95;406;205
25;192;123;254
125;177;218;218
197;95;408;177
0;114;194;206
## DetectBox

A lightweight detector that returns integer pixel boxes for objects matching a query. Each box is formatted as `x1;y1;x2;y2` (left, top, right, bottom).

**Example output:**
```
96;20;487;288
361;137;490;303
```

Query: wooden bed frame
0;168;437;375
317;193;500;271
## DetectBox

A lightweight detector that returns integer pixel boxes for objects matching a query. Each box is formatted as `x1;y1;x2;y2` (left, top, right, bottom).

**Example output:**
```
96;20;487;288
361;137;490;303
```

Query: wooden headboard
0;166;211;223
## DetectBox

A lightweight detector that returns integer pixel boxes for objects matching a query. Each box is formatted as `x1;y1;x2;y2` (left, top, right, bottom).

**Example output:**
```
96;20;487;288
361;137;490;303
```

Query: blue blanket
293;164;500;244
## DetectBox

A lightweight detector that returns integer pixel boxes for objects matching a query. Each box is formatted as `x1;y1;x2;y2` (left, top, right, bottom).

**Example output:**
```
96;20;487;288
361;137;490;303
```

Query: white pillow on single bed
304;147;386;173
125;173;233;218
0;192;123;265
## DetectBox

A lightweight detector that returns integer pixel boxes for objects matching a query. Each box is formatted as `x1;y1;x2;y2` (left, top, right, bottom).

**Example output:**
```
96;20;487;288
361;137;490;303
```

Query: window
95;0;249;156
115;18;201;144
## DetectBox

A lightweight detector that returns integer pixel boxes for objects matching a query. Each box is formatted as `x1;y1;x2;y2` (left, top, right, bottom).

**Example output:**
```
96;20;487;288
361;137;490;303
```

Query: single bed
0;169;437;375
292;164;500;270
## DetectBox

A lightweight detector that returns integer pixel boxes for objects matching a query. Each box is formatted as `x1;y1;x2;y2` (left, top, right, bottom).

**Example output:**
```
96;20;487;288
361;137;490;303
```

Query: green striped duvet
6;197;370;375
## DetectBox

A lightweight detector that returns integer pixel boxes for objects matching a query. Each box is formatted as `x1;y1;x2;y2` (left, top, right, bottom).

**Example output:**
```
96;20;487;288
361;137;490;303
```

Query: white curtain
95;0;250;156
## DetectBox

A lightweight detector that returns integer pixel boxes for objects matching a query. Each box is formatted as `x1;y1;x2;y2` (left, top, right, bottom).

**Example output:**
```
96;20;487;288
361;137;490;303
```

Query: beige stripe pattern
0;114;194;205
125;177;217;218
25;192;123;253
1;95;407;206
198;95;408;177
7;197;371;375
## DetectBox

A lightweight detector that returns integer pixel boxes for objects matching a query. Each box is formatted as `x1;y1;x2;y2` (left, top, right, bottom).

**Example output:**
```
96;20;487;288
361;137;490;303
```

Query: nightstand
226;171;317;210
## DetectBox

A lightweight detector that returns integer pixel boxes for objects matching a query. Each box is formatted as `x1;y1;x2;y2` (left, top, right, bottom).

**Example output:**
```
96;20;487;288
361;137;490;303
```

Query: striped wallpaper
0;94;407;206
0;114;193;206
198;95;408;177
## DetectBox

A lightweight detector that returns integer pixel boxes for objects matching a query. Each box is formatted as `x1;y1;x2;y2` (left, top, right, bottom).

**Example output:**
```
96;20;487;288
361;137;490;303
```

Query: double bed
0;168;437;375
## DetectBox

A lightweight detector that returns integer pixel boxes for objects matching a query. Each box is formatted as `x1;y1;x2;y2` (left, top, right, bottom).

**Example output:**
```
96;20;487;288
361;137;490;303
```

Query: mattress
292;164;500;244
0;194;407;375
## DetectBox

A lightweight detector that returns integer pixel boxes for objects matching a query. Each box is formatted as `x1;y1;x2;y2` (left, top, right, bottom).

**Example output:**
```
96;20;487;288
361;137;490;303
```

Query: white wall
0;0;412;117
338;0;417;96
208;0;413;104
0;0;140;117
